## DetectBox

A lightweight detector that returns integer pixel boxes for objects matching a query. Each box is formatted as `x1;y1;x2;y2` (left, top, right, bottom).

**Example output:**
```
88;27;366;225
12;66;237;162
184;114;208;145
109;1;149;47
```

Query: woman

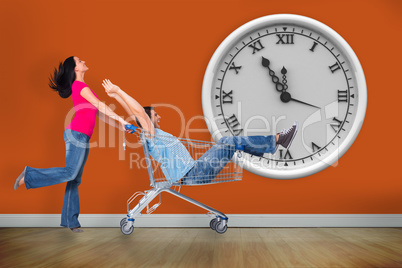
14;56;132;233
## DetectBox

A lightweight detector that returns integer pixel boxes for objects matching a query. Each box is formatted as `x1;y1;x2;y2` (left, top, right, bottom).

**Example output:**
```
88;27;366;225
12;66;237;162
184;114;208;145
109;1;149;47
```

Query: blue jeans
24;129;90;228
182;135;276;185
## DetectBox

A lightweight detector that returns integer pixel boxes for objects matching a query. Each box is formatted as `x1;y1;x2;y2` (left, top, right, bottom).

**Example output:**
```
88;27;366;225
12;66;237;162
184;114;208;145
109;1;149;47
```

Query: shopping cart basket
120;127;243;235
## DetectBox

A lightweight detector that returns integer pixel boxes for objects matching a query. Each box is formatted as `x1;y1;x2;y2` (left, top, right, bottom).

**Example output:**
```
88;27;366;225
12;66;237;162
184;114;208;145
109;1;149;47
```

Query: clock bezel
202;14;367;179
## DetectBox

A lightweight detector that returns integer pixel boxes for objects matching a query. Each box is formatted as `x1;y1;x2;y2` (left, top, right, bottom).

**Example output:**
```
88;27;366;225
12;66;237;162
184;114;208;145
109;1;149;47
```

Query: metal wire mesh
133;130;243;186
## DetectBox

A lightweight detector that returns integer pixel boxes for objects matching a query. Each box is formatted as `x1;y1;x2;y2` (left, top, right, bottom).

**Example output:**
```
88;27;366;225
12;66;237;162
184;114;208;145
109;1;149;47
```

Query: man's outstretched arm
102;79;155;135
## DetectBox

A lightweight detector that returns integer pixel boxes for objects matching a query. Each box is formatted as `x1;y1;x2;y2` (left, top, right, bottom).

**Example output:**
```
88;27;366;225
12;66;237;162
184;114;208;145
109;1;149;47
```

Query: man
102;79;298;184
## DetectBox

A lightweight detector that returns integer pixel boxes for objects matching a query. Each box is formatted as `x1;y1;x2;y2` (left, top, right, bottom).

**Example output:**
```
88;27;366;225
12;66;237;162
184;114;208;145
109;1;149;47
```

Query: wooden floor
0;227;401;267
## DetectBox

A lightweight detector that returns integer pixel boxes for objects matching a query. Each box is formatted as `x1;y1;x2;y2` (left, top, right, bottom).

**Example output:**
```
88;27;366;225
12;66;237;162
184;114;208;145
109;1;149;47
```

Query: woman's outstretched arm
80;87;131;132
97;111;124;130
102;79;154;135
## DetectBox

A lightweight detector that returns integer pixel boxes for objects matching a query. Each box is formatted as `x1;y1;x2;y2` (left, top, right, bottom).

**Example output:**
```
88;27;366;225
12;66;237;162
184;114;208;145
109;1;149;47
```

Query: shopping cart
120;127;243;235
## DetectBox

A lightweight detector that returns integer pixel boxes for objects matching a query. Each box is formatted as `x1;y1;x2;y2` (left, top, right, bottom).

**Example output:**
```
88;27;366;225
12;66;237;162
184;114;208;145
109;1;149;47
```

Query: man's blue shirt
146;128;196;182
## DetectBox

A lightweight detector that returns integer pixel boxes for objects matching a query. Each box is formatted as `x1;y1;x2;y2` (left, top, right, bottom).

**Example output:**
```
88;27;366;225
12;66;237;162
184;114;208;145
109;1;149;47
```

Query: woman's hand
102;79;121;98
120;120;133;133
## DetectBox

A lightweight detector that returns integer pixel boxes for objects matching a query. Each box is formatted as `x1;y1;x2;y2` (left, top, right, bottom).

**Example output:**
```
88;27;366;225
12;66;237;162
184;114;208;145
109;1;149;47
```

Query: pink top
66;81;98;138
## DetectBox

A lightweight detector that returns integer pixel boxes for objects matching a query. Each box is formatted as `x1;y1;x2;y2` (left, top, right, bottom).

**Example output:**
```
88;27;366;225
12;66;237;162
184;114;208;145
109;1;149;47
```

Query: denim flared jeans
24;129;90;228
182;135;276;185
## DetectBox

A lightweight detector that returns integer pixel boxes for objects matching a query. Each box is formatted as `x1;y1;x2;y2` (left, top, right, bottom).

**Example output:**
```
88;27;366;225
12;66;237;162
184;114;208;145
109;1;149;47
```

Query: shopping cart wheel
121;222;134;235
210;218;218;231
120;218;128;227
215;221;228;234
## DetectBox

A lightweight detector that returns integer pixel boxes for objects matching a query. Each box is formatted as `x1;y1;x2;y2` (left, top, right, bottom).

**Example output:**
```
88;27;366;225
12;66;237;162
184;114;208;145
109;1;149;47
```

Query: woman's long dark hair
49;56;76;98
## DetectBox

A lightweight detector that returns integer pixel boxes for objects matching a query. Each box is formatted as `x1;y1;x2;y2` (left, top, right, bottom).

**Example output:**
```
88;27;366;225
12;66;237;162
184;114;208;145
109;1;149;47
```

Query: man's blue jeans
182;135;276;185
24;129;90;228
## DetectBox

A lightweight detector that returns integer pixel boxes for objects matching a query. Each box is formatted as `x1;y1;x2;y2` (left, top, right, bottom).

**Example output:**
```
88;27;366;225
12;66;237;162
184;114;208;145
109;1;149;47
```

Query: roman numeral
227;114;243;136
276;34;294;44
222;90;233;104
329;62;341;73
330;117;343;132
248;40;265;54
338;90;348;102
312;142;321;152
279;149;293;159
229;62;242;74
310;42;318;52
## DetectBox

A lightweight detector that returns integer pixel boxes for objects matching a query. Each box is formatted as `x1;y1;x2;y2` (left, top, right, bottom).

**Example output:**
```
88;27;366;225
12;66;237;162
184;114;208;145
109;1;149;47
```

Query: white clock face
202;14;367;179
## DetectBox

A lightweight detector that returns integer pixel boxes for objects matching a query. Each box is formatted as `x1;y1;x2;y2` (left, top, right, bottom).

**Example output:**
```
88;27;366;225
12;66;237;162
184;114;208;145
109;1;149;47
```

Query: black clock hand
262;58;319;108
281;66;288;91
280;92;320;109
261;57;284;92
290;97;321;109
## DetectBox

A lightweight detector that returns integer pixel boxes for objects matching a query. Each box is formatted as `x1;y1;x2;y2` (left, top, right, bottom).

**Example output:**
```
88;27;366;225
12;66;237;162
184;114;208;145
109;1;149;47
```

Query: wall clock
202;14;367;179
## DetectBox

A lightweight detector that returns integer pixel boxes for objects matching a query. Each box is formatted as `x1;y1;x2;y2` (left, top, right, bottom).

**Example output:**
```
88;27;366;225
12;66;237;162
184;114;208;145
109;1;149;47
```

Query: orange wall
1;0;401;214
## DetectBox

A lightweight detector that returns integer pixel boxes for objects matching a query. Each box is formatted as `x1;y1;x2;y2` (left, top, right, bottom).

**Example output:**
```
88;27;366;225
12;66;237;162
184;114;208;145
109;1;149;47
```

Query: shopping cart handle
125;124;138;134
235;144;245;151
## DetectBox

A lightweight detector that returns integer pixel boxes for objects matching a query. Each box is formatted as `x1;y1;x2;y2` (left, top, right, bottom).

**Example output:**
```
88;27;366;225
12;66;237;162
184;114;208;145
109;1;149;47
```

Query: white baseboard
1;214;401;228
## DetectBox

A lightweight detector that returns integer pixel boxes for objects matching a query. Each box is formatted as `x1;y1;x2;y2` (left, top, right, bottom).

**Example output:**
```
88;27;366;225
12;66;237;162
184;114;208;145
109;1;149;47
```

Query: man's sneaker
275;122;298;153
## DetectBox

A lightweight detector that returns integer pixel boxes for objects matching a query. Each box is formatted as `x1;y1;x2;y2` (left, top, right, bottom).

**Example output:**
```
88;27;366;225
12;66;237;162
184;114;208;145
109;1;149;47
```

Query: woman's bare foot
70;228;84;233
19;177;25;186
14;171;25;190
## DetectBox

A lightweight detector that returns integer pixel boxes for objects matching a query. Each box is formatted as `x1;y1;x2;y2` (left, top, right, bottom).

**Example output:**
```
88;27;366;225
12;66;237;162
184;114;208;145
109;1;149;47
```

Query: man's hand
102;79;121;97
